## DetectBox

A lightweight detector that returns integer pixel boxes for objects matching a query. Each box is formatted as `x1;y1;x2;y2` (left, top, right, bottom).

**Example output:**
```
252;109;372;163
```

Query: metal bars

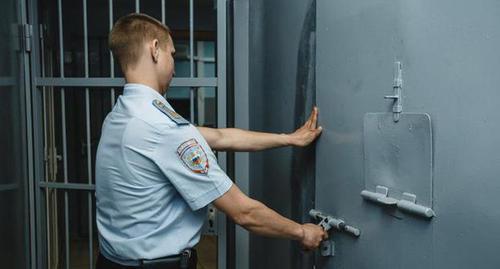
35;77;217;88
215;1;228;268
161;0;165;24
109;0;115;106
82;0;94;267
61;89;70;269
189;0;196;123
35;0;226;268
57;0;70;267
39;182;96;191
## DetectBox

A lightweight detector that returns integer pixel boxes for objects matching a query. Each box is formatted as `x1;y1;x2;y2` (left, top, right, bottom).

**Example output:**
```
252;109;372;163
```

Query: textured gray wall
247;0;317;268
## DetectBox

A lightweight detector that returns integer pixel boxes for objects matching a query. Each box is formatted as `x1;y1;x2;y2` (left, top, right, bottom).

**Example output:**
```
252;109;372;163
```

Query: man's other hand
300;223;328;250
288;107;323;147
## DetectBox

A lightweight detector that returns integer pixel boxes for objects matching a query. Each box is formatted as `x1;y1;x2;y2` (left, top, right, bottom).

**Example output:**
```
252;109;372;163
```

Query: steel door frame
0;0;36;268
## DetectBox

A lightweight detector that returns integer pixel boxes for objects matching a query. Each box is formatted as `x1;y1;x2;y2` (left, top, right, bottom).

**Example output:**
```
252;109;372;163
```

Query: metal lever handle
384;95;400;100
361;186;435;218
361;186;398;205
343;225;361;237
309;209;360;257
309;209;361;237
397;193;435;218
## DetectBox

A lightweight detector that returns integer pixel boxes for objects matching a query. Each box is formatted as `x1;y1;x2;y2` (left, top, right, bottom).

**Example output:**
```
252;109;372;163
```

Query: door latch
384;61;403;122
309;209;360;257
204;205;217;235
361;185;435;218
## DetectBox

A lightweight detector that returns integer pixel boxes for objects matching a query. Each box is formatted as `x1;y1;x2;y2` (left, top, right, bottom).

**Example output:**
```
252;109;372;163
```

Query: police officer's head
109;13;175;92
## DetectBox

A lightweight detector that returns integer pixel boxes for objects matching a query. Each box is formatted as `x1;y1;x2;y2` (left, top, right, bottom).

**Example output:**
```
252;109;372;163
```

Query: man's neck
124;75;165;95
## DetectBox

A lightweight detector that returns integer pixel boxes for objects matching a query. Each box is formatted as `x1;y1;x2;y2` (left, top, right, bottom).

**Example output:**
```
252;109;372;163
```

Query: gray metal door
315;0;500;268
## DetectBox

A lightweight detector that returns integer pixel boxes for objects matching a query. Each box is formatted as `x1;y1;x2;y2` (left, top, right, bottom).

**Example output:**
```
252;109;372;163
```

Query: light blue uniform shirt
95;83;233;266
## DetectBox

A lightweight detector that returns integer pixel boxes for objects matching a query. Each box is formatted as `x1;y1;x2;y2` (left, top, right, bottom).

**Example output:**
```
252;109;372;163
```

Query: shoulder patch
177;139;209;174
152;99;190;126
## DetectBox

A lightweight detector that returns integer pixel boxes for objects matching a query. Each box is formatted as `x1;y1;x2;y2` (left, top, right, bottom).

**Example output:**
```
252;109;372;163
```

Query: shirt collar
123;83;168;103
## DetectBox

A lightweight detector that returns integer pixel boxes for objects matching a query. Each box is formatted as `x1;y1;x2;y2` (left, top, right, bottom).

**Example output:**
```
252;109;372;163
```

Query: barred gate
28;0;228;268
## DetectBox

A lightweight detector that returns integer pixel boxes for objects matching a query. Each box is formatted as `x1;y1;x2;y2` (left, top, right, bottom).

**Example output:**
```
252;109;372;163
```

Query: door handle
361;185;435;218
309;209;361;257
309;209;361;237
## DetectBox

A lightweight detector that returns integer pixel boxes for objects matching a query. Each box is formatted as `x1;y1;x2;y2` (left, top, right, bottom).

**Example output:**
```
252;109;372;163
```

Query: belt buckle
180;249;191;269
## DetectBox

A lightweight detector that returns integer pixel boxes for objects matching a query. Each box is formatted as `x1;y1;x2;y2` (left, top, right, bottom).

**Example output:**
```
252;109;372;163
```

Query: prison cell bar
39;182;96;191
58;0;71;269
109;0;115;106
161;0;165;24
36;77;217;87
57;0;72;267
42;13;51;269
189;0;196;124
82;0;96;267
215;0;228;268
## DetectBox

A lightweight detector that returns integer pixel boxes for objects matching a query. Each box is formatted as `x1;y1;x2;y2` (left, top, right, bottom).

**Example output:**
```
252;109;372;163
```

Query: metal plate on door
363;113;433;209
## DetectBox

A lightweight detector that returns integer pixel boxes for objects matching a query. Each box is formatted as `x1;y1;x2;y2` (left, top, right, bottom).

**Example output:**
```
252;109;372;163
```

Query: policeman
95;13;327;269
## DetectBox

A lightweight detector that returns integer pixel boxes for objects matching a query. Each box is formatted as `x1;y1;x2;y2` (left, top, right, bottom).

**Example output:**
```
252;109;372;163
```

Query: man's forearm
213;184;325;249
218;128;291;151
197;107;321;151
236;198;304;240
198;127;292;152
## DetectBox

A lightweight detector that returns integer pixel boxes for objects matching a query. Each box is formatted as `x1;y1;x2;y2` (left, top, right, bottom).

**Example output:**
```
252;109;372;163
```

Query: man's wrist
293;224;305;241
281;133;295;147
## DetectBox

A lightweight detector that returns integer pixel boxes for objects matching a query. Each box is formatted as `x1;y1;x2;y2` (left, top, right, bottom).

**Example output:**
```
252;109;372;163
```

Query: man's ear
151;39;160;63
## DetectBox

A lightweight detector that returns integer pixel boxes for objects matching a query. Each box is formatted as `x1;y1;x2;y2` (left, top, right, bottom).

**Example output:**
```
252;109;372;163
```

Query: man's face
157;35;176;91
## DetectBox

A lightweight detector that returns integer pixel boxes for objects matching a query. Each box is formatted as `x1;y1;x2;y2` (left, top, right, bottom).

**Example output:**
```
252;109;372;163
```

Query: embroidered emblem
152;99;190;126
177;139;209;174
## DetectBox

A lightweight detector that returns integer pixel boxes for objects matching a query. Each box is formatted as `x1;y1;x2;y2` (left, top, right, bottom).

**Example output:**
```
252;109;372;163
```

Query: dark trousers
96;252;197;269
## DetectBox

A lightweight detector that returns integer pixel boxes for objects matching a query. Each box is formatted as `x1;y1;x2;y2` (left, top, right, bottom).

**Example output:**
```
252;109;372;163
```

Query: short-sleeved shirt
95;83;233;266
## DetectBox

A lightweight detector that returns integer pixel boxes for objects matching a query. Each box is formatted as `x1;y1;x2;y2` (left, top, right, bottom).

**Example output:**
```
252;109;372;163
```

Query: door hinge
22;23;33;52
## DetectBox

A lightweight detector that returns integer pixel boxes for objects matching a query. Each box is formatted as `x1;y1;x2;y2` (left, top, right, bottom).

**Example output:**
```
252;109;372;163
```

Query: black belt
141;249;197;269
96;250;197;269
